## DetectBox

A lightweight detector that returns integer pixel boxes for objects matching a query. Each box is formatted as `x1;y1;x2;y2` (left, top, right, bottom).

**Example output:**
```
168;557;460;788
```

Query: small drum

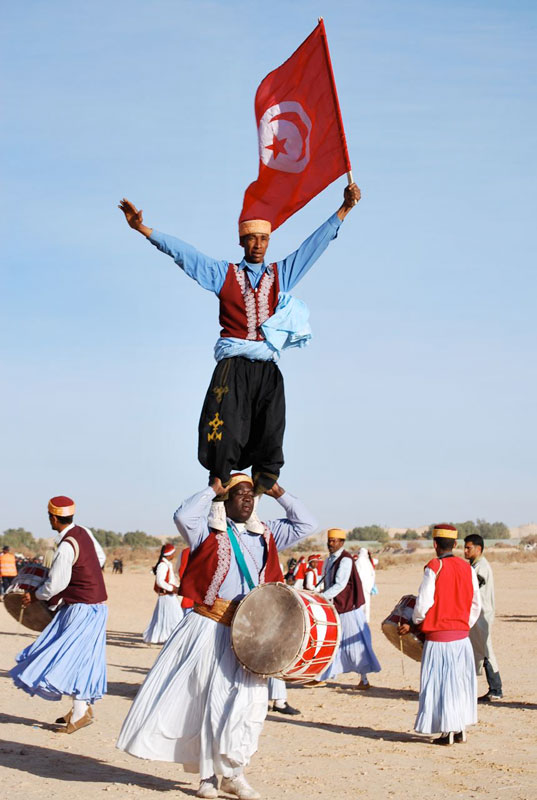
4;564;53;632
381;594;424;662
231;582;341;681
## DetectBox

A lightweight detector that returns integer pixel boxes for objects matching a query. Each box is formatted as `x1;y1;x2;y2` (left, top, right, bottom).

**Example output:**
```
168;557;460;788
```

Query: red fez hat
433;523;458;540
163;543;176;557
48;496;76;516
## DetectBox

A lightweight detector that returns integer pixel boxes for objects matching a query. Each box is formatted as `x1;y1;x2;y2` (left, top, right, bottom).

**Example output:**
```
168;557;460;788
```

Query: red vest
219;263;280;341
153;560;174;594
328;550;365;614
51;526;107;606
421;555;474;638
180;526;283;606
178;548;194;608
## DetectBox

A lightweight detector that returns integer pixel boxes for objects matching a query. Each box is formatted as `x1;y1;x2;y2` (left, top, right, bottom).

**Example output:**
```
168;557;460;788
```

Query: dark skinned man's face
327;537;345;555
225;482;255;523
240;233;270;264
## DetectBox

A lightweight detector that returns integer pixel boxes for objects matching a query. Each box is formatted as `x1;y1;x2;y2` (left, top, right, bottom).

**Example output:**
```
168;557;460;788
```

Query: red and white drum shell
7;563;49;593
230;582;341;682
284;588;341;680
4;563;52;632
381;594;424;662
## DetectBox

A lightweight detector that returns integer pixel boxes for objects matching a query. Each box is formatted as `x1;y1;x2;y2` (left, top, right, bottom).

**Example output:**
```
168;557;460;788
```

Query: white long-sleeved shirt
304;567;322;591
321;546;352;601
155;558;179;592
412;558;481;628
35;523;106;602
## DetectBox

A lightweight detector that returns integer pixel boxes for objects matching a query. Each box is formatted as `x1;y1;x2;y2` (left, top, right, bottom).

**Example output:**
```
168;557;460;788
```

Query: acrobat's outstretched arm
118;198;153;238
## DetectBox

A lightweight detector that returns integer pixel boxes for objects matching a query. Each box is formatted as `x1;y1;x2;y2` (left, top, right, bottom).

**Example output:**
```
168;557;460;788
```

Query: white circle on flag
258;101;312;173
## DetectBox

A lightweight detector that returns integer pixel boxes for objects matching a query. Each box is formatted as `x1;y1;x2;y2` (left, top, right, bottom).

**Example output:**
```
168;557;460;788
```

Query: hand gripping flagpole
317;18;354;187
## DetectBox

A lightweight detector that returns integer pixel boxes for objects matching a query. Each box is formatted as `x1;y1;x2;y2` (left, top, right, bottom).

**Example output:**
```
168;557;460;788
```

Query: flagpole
317;17;353;186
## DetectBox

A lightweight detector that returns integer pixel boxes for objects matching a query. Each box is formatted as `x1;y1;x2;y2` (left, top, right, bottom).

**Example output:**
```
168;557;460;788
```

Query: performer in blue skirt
10;495;108;734
317;529;380;689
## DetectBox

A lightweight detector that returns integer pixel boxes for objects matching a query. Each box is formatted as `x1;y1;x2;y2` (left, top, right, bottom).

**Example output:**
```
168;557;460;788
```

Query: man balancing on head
10;496;107;733
119;183;360;493
399;524;482;745
117;473;317;800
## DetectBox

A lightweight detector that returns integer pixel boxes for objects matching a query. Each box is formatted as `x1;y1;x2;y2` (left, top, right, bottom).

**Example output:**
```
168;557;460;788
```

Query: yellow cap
327;528;347;540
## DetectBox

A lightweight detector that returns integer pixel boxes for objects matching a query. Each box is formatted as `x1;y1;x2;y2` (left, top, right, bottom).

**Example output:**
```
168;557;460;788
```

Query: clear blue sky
2;1;536;539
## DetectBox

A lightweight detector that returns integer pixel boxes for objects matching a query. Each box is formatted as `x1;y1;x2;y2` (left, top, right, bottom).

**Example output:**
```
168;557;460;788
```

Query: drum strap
227;525;256;591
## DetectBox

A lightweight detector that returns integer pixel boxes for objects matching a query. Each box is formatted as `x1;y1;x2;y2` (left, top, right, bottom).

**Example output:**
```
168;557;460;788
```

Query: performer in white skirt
399;524;481;745
117;474;317;800
10;496;108;734
142;543;183;644
318;529;380;689
353;548;377;623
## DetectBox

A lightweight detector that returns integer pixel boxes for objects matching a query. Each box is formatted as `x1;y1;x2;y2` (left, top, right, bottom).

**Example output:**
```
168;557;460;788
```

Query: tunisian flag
240;19;351;232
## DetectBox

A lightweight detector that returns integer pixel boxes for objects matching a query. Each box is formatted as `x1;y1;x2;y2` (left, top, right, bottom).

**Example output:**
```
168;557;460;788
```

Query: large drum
381;594;424;662
231;582;341;681
4;564;53;632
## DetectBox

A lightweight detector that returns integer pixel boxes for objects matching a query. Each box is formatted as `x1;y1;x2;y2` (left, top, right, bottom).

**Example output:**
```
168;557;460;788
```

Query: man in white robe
117;474;317;800
464;534;503;701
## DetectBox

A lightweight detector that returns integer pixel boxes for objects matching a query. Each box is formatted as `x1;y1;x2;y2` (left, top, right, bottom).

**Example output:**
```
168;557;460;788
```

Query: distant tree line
90;529;163;548
0;527;165;552
347;519;510;543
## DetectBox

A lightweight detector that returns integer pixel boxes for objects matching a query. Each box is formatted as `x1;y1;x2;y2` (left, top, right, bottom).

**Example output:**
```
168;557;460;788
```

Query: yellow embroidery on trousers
213;385;229;403
207;412;224;442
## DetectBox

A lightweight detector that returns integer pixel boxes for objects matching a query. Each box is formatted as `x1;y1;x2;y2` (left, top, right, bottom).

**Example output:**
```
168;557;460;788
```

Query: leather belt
194;597;239;627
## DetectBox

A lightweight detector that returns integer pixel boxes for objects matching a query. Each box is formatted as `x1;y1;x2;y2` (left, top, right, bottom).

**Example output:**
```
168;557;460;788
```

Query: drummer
117;474;317;800
10;496;108;733
399;524;481;744
316;529;380;689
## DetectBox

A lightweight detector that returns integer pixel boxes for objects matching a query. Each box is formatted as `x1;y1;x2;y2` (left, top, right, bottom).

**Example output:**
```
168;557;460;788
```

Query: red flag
240;19;351;232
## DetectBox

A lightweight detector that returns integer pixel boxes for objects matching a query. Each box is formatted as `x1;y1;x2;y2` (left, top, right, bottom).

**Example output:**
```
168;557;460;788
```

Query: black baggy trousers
198;357;285;489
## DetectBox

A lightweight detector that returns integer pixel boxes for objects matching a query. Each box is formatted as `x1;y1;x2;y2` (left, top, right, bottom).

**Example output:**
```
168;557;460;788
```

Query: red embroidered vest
50;526;107;606
421;555;474;635
219;263;280;341
327;550;365;614
180;526;283;606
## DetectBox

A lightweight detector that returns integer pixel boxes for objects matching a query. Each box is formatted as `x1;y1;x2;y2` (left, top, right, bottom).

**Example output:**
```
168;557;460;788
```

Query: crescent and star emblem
258;101;312;173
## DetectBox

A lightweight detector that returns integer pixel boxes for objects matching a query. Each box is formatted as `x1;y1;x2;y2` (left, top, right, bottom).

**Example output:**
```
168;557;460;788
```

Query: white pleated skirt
322;607;381;679
142;594;184;644
10;603;108;702
415;637;477;734
117;611;268;779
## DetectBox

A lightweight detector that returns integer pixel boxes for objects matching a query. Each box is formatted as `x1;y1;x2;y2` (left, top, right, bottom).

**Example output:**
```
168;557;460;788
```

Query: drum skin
231;582;341;680
381;594;424;662
3;564;53;632
4;591;53;632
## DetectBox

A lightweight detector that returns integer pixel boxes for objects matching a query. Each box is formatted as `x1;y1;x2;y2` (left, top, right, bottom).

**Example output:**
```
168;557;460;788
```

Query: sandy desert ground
1;559;536;800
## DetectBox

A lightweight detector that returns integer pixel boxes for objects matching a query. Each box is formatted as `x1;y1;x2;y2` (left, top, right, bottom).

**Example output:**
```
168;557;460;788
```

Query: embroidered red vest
50;525;107;606
327;549;365;614
180;525;283;606
218;262;280;341
420;555;474;635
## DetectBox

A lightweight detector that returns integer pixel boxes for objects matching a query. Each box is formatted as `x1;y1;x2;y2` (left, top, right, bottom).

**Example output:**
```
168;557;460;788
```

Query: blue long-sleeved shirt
149;213;342;361
173;486;318;601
